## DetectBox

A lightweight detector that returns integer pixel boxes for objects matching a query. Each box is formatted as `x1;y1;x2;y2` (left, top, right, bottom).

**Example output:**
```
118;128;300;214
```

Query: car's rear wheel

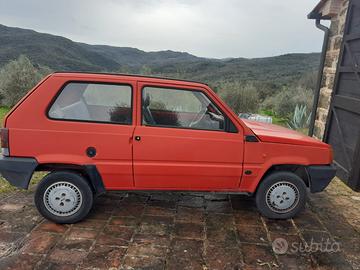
35;171;93;224
255;171;307;219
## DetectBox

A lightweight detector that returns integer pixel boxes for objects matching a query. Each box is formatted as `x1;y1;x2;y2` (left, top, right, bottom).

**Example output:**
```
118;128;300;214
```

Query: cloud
0;0;323;58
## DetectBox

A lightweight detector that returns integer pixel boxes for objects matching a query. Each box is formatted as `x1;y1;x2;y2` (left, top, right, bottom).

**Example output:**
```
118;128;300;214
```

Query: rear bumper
0;156;38;189
306;164;337;193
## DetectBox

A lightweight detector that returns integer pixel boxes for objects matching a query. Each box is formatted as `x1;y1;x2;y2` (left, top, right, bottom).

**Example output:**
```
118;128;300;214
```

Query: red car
0;72;335;223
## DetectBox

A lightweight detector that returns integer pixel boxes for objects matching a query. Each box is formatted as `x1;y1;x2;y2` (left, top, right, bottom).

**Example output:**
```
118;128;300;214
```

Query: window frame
140;85;238;133
47;80;134;126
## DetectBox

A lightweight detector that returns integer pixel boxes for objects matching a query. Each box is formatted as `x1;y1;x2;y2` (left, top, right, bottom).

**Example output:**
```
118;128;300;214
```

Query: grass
0;178;18;193
0;106;10;126
258;109;288;126
259;110;310;135
0;172;45;194
0;105;34;193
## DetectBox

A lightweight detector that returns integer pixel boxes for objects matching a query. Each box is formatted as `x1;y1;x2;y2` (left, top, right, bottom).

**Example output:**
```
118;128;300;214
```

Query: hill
0;24;320;87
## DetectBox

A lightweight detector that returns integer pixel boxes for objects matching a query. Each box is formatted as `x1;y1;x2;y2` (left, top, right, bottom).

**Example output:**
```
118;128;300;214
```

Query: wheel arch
257;164;310;192
255;168;308;219
36;163;106;196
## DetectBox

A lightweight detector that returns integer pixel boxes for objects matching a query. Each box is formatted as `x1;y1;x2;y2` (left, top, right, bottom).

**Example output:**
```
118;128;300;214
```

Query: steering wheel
189;106;208;128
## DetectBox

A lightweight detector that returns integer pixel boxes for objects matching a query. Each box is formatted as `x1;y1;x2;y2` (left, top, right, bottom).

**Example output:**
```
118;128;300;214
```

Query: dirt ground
0;177;359;270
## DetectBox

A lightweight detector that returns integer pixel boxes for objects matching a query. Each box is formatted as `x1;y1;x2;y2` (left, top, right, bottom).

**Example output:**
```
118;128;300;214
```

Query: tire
255;171;307;219
35;171;94;224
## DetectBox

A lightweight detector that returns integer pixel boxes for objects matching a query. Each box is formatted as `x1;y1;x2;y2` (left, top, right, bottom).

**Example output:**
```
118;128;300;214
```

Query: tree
218;81;259;114
261;86;313;119
0;55;51;107
139;65;152;75
297;71;317;90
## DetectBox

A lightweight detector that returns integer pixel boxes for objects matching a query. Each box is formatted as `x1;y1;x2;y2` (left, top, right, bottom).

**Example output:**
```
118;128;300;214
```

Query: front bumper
0;156;38;189
306;164;336;193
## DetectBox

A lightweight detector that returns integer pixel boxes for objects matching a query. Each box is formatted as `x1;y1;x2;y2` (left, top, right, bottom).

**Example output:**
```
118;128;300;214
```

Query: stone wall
313;0;349;140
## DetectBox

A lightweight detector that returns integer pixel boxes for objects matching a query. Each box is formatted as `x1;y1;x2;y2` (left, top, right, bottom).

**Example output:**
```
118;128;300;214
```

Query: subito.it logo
272;238;289;254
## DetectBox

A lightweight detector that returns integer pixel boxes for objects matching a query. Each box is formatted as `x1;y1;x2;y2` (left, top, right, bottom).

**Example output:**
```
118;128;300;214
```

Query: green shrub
0;55;51;107
218;81;259;114
261;86;313;119
139;65;152;75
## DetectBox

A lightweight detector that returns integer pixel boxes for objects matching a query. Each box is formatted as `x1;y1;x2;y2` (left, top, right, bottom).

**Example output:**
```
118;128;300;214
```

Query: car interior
142;90;225;130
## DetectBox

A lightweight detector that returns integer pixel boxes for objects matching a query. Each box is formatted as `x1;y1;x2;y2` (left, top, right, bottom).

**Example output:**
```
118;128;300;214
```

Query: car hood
242;119;330;148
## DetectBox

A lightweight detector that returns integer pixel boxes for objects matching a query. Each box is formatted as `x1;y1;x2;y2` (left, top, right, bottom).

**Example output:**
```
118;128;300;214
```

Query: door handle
134;136;141;141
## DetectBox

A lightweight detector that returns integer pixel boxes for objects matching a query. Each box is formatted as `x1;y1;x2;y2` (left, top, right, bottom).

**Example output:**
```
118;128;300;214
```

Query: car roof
52;71;208;88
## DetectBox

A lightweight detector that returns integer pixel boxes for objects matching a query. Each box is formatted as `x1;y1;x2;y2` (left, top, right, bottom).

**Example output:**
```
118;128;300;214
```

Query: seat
142;94;156;125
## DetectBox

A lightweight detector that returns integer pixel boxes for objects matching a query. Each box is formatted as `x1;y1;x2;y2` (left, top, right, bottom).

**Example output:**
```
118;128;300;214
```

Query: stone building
308;0;349;140
308;0;360;190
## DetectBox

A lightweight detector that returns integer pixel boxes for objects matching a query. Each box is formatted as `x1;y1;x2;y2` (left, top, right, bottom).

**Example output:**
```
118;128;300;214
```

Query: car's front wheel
255;171;307;219
35;171;93;224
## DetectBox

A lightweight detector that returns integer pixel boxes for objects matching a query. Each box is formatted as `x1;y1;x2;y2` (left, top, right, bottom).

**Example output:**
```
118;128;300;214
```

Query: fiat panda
0;72;336;223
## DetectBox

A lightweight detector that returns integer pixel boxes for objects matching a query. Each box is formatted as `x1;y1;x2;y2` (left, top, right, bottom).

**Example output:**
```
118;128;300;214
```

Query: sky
0;0;325;59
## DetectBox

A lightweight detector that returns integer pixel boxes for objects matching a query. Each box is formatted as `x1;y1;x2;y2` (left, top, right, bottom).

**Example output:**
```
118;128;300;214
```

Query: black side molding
0;157;106;195
0;156;38;189
306;164;337;193
83;165;106;196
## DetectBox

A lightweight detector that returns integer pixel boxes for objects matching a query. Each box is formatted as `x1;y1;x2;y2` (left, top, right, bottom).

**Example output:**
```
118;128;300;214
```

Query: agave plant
287;104;311;131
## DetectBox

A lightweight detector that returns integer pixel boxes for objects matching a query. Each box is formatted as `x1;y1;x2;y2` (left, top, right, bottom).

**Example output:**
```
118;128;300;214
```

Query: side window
48;82;132;124
142;86;225;131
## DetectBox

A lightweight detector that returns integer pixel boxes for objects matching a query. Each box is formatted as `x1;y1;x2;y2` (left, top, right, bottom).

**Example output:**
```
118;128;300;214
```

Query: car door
133;81;244;190
46;78;136;189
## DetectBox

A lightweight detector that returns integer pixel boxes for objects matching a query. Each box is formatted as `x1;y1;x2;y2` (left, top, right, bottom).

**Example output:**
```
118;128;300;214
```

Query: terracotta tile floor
0;178;359;270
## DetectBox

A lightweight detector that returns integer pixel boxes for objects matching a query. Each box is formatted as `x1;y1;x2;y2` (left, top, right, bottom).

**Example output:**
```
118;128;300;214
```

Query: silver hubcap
266;181;299;213
43;181;82;216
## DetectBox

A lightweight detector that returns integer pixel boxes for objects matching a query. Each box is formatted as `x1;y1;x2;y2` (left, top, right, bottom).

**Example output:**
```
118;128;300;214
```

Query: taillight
0;128;9;156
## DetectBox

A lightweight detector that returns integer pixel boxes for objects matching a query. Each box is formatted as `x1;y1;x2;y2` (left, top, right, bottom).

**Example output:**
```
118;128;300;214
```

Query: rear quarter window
48;82;132;124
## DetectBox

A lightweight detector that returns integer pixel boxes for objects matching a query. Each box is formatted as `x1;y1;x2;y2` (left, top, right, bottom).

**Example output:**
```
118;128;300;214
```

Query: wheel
35;171;94;224
255;171;307;219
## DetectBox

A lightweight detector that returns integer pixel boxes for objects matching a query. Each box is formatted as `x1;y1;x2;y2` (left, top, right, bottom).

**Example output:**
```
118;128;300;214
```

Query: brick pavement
0;178;359;270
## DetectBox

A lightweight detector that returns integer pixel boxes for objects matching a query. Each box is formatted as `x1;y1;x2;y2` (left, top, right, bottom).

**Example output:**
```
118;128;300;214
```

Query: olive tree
261;86;313;119
0;55;51;107
218;81;259;114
